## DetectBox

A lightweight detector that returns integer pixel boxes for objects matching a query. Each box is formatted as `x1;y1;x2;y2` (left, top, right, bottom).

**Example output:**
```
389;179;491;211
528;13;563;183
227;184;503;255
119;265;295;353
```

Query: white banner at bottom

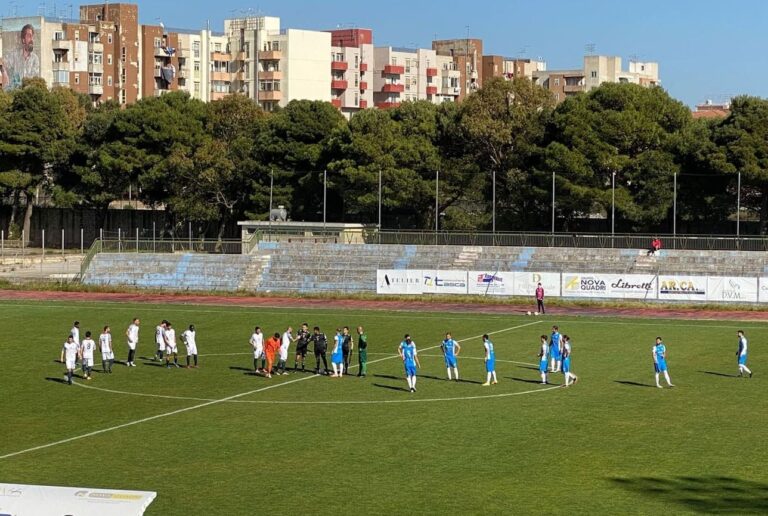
0;484;156;516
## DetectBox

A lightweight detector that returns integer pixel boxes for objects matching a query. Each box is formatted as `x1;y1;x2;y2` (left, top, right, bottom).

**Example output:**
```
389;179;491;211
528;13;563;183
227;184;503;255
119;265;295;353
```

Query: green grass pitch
0;299;766;515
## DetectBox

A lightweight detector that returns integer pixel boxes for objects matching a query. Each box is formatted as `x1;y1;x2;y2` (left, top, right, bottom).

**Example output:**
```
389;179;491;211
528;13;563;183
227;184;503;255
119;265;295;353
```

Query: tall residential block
328;29;374;116
432;38;483;101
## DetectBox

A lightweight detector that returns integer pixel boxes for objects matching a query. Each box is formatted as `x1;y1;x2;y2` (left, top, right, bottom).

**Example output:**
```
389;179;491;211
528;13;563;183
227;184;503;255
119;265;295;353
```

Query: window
405;59;411;73
194;82;200;96
108;76;113;86
89;53;103;64
554;77;560;86
193;41;200;58
354;54;359;68
107;54;112;65
121;89;126;105
108;33;113;44
591;71;597;78
215;43;222;52
355;93;359;106
154;37;162;48
259;80;280;91
121;47;126;63
354;74;359;87
54;71;68;83
89;32;100;43
194;61;200;72
54;51;65;63
75;74;80;85
555;93;559;101
54;31;64;41
75;30;80;41
89;74;102;86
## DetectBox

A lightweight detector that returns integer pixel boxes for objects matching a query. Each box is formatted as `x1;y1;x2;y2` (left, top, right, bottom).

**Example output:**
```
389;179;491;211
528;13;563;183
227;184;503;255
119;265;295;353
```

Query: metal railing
371;231;768;252
96;238;244;255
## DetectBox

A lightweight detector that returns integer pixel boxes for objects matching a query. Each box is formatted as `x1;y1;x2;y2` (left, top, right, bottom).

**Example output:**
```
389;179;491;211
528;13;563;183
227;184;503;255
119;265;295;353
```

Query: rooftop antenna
516;45;530;58
585;43;596;56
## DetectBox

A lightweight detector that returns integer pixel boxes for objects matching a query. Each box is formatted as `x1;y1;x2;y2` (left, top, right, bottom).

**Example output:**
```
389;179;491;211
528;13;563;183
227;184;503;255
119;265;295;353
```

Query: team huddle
59;318;755;391
59;318;199;385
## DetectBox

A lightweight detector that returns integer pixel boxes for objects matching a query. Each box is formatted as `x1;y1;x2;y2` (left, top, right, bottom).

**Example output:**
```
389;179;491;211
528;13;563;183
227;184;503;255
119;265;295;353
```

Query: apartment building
482;56;546;82
534;55;660;103
328;29;374;117
432;38;483;101
373;46;459;108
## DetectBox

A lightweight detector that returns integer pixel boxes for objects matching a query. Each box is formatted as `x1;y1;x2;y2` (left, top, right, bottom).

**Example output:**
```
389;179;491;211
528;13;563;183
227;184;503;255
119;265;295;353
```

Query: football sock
193;355;198;366
664;372;673;385
187;356;191;366
453;367;459;380
447;368;452;380
492;371;497;382
541;373;547;383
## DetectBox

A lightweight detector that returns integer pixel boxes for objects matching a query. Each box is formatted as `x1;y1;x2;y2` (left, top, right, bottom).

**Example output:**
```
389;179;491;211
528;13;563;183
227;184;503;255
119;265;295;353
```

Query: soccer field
0;299;766;515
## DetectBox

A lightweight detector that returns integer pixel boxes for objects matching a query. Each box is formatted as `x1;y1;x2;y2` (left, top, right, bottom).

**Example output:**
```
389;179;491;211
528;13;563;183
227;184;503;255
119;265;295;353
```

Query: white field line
1;321;542;461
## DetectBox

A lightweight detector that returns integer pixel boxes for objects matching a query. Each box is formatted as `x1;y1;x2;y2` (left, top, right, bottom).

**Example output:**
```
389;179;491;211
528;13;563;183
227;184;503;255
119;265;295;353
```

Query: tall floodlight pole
323;169;327;230
673;172;677;240
551;171;556;234
268;168;274;236
378;168;382;229
737;172;741;237
435;169;440;235
492;170;496;234
611;172;616;238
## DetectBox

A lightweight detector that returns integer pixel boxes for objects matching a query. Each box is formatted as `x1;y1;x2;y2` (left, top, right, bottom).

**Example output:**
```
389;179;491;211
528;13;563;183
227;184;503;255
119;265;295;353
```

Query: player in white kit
70;321;81;367
155;320;167;361
182;324;198;368
80;331;97;380
278;327;294;375
164;322;180;369
250;327;265;373
60;335;80;385
99;325;114;373
125;318;140;367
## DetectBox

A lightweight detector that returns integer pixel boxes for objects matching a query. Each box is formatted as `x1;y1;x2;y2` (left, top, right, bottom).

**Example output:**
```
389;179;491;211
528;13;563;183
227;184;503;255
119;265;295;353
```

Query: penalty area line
1;321;542;461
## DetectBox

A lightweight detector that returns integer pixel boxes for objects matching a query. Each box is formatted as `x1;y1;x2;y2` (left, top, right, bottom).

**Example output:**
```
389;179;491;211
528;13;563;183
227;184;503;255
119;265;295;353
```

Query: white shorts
127;341;137;351
65;359;76;370
185;344;198;356
253;348;264;360
157;340;165;351
83;357;94;367
165;345;178;355
279;346;289;361
101;350;114;360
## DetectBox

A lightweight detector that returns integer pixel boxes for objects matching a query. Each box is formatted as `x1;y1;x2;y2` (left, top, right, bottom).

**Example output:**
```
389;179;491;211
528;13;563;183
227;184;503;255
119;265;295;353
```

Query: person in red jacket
648;238;662;256
535;283;546;315
263;333;281;379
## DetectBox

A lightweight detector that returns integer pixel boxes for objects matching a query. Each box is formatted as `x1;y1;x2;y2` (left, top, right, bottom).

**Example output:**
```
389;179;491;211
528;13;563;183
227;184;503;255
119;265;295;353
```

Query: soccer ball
534;312;540;316
527;311;532;316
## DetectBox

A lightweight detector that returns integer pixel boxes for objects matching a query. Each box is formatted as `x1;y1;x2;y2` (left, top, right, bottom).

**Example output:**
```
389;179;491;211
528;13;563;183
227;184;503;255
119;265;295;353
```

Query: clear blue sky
12;0;768;106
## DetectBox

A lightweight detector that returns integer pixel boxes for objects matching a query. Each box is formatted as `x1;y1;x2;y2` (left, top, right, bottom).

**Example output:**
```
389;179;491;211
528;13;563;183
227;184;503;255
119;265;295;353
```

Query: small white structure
0;483;156;515
239;221;367;250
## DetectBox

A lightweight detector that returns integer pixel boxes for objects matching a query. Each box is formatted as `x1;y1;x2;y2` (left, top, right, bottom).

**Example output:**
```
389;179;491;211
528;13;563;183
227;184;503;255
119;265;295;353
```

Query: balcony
375;101;400;109
426;85;438;95
235;51;247;61
382;83;404;93
211;51;232;62
52;40;71;51
331;79;348;90
442;86;461;96
331;61;348;71
211;92;229;101
212;71;231;81
259;90;282;101
260;50;282;60
261;70;282;80
383;65;404;75
88;62;103;74
89;84;103;95
359;81;368;91
52;62;70;72
154;47;174;58
177;48;190;58
360;62;368;72
359;99;368;109
564;84;584;93
89;42;104;53
331;99;342;108
426;67;438;77
154;67;162;78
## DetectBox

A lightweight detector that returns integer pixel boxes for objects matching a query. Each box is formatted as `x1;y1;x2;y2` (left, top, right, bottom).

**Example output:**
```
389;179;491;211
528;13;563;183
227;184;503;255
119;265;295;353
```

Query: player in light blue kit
737;330;753;378
441;332;461;381
550;326;562;373
482;334;497;386
538;335;549;385
653;337;674;389
398;334;421;393
562;335;579;387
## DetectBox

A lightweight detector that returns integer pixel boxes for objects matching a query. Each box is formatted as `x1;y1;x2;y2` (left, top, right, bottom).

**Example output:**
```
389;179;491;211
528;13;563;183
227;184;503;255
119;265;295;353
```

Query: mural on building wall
2;18;42;90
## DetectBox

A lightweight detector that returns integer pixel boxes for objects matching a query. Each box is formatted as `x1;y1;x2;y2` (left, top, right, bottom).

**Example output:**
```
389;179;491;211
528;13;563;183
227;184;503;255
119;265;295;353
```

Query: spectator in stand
535;283;546;315
648;237;662;256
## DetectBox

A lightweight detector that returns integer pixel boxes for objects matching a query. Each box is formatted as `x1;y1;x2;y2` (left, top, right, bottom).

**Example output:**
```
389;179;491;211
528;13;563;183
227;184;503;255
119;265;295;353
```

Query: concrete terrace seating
81;245;768;294
83;253;252;291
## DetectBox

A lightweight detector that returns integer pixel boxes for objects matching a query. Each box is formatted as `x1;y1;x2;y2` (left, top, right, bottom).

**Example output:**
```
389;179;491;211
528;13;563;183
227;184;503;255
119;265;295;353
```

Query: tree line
1;76;767;241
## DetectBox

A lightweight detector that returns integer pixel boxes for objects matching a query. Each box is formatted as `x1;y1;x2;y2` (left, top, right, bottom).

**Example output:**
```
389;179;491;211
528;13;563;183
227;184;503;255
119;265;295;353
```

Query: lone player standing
535;283;546;315
737;330;753;378
398;334;420;393
482;334;498;386
61;335;80;385
562;335;579;387
441;332;461;381
99;325;114;373
250;327;265;373
125;318;140;367
182;324;198;368
653;337;675;389
357;326;368;378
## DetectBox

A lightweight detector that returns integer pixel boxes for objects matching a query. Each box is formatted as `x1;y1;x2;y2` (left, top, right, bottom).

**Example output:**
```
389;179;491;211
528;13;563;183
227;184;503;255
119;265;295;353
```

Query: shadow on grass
45;376;72;385
374;374;401;381
700;371;740;379
141;362;167;368
508;377;547;385
614;380;656;388
611;476;768;513
373;383;410;393
229;366;253;373
517;365;540;371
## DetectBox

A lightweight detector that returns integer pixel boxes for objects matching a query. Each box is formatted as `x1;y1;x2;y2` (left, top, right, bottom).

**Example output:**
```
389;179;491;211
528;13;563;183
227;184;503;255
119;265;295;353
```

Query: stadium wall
82;242;768;304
